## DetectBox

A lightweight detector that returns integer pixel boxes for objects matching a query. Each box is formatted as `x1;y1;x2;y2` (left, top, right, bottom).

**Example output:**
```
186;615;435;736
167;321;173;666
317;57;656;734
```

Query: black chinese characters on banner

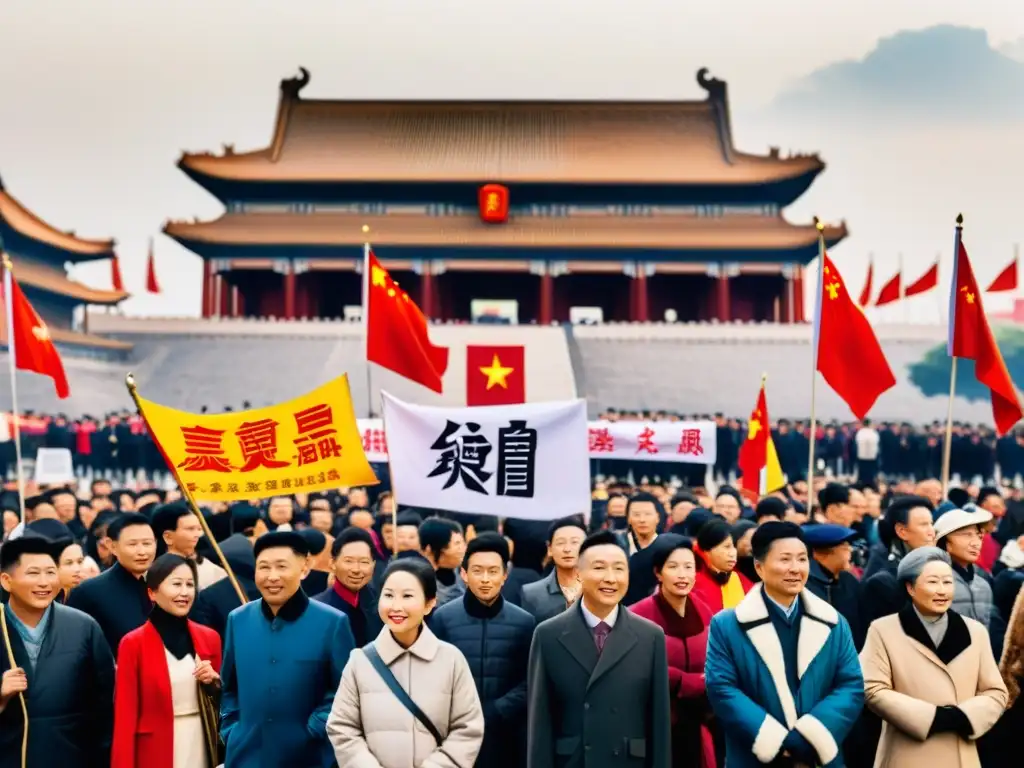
428;420;537;497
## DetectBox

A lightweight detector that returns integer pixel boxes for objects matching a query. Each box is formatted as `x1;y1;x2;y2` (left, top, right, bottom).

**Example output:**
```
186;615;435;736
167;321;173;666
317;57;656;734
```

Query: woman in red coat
112;553;222;768
631;536;716;768
690;518;752;615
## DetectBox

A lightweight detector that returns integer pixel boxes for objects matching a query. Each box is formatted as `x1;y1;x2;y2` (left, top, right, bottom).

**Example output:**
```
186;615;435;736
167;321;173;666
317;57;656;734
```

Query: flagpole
807;220;825;485
899;252;906;325
1;254;26;522
362;232;374;419
941;214;963;498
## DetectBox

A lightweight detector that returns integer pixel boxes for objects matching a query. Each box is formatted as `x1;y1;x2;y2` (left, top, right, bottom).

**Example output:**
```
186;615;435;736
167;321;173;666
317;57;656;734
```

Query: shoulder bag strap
363;644;444;746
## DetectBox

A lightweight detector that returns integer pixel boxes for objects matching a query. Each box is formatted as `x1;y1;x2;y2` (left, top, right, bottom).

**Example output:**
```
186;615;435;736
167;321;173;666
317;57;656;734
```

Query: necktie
593;621;611;654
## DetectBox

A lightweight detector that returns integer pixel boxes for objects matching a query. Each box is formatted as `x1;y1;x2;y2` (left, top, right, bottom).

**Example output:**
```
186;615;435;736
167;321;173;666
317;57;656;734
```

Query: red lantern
478;184;510;224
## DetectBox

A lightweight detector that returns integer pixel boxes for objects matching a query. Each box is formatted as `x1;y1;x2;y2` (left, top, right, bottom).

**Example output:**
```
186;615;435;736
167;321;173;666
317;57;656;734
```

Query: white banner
380;392;590;521
356;418;716;466
587;420;717;465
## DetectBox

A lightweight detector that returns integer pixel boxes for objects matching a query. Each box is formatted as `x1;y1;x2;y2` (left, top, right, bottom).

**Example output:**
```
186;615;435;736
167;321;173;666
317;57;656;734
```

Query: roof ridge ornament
280;67;310;100
696;68;727;102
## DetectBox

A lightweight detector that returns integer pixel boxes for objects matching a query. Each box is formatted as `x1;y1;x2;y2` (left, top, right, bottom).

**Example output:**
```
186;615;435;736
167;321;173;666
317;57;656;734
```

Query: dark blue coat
0;603;115;768
313;583;383;648
431;592;535;768
220;591;355;768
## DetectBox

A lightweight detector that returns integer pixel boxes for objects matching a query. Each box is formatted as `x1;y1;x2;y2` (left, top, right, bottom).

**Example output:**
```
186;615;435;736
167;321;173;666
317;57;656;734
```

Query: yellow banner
135;375;379;501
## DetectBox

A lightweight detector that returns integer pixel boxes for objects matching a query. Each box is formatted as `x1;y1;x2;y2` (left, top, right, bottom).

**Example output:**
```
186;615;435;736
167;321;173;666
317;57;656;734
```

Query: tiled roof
178;70;823;185
13;259;128;305
165;212;847;251
0;183;115;260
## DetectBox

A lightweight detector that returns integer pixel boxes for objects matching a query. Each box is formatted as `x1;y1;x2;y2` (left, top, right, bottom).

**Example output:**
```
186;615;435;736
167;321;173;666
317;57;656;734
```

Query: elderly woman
860;547;1007;768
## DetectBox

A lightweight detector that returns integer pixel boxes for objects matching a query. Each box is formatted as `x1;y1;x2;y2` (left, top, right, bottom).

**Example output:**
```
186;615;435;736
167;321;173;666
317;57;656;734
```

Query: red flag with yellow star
813;240;895;419
364;247;448;393
737;379;785;501
2;259;70;398
466;345;525;406
949;224;1022;434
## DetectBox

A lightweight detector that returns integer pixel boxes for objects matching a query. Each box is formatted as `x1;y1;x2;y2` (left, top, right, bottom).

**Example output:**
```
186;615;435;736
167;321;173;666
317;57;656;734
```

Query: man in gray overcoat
526;529;670;768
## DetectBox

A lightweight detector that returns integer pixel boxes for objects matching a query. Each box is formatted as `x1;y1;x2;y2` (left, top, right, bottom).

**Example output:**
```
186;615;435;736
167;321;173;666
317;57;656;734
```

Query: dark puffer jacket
431;591;535;768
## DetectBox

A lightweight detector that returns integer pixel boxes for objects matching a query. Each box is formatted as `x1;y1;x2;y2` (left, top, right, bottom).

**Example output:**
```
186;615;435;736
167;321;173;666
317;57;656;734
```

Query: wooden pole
124;374;248;605
807;221;825;485
0;605;28;768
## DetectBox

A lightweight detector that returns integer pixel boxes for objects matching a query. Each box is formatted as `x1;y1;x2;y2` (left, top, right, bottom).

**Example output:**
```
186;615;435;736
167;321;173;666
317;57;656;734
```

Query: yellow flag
135;374;379;501
763;435;786;495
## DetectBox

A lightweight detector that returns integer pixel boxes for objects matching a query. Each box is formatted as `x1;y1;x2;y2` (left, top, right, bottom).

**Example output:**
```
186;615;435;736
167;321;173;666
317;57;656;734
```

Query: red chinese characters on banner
362;428;388;456
177;426;234;472
636;427;658;454
293;404;342;466
677;428;704;457
236;418;291;471
588;427;614;453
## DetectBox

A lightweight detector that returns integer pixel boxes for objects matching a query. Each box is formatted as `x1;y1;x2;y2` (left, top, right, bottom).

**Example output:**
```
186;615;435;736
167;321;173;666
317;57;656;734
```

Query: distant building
166;67;846;324
0;175;129;357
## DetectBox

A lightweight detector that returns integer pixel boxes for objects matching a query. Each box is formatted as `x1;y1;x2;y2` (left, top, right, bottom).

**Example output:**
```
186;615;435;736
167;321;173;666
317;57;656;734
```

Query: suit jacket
112;620;222;768
704;585;864;768
527;601;671;768
521;571;571;624
66;562;152;658
0;603;115;768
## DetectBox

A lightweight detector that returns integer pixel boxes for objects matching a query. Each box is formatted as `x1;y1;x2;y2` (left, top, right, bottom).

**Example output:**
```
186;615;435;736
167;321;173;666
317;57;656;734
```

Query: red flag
737;380;785;502
365;247;448;393
110;255;125;292
874;271;901;306
146;240;160;293
466;345;525;406
857;259;873;308
987;258;1018;293
814;247;896;419
949;228;1022;434
2;262;70;399
905;262;939;297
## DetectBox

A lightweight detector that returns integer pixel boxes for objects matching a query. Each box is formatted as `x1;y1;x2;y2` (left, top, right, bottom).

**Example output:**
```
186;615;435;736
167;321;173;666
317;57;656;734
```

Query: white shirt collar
580;598;619;629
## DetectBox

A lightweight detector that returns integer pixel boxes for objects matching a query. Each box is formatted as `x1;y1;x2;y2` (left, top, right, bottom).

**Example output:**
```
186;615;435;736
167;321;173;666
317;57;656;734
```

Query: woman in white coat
327;557;484;768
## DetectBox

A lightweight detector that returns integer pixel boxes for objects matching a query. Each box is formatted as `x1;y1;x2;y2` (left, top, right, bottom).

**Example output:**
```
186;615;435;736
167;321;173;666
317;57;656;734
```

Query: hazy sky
1;0;1022;318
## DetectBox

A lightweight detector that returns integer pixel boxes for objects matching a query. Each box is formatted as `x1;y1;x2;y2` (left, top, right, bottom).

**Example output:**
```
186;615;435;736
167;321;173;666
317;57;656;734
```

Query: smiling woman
860;546;1008;768
327;559;485;768
112;553;223;768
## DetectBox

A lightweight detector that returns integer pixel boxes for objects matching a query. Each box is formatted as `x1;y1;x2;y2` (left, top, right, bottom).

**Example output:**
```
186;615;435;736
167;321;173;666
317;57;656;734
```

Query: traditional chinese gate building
0;175;130;354
165;68;846;324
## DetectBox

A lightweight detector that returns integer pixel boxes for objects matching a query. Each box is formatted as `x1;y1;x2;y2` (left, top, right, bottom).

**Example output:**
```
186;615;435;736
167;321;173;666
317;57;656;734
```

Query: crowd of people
5;409;1024;488
1;414;1024;767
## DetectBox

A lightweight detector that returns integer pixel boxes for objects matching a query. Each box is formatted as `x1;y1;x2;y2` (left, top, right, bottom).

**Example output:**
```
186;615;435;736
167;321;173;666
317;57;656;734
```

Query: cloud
766;25;1024;122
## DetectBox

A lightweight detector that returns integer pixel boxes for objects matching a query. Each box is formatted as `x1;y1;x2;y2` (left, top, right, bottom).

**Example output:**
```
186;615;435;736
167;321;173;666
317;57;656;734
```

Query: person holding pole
0;535;115;768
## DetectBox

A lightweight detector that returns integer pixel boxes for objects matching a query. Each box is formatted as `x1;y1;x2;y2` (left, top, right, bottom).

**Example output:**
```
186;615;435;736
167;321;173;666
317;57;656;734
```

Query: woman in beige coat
860;547;1007;768
327;558;484;768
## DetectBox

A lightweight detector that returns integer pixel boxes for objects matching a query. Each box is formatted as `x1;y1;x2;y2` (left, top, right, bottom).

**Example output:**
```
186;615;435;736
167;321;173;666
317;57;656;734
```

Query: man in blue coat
220;530;356;768
705;521;863;768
